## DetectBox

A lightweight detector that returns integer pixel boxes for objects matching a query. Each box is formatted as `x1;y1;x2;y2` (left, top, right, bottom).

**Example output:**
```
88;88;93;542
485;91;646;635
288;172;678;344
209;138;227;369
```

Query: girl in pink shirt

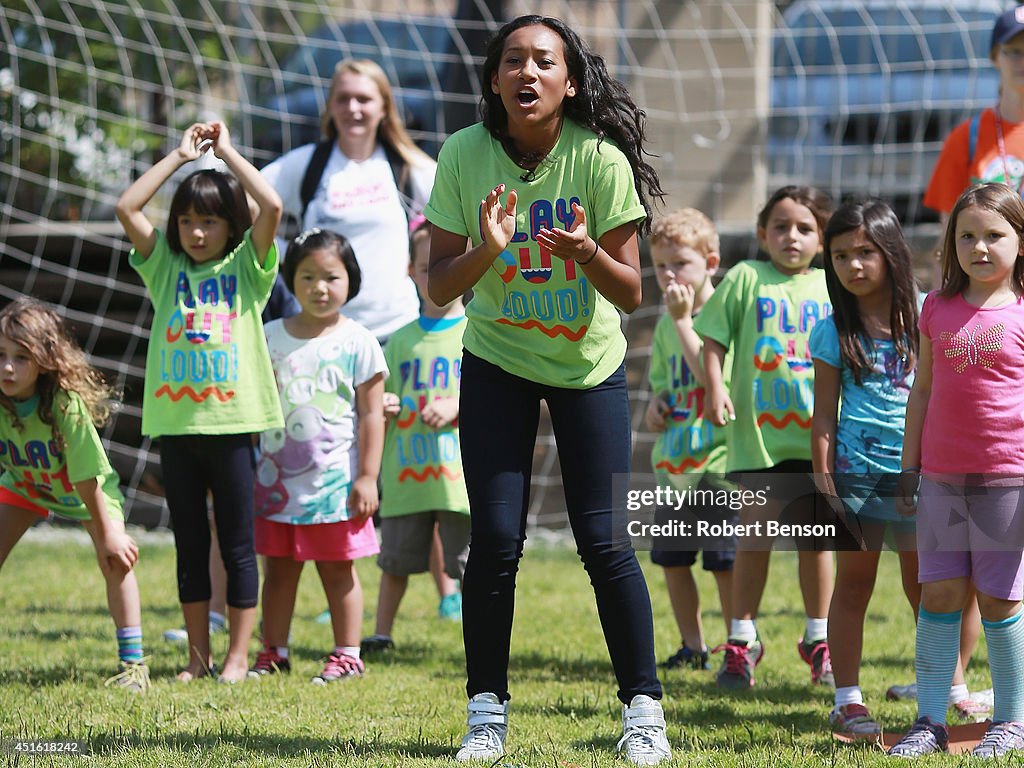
892;183;1024;757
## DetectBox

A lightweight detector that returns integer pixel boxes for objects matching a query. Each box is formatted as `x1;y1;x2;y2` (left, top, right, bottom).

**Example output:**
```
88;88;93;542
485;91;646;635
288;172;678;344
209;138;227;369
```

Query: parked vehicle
242;16;460;158
768;0;1009;224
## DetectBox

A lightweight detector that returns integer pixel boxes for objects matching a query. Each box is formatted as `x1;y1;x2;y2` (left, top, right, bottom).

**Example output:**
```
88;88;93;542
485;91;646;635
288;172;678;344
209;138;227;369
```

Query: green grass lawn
0;526;986;766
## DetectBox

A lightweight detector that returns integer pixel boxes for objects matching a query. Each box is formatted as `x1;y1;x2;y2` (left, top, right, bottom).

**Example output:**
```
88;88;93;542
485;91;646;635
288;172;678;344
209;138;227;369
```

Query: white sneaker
885;681;917;701
455;693;507;762
163;613;227;643
162;627;189;643
886;682;995;709
617;694;672;766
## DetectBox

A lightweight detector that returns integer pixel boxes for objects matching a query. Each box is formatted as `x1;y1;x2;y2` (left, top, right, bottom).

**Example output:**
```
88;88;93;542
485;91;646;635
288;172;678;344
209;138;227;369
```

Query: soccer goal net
0;0;1008;529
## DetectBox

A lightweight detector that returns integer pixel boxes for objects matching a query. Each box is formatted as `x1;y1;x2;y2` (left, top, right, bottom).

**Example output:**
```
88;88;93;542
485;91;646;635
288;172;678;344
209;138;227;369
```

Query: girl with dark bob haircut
281;228;362;302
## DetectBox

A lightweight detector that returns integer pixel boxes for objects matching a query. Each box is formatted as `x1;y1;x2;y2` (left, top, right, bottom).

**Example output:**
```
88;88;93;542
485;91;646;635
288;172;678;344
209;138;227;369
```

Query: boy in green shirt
644;208;734;672
362;221;470;652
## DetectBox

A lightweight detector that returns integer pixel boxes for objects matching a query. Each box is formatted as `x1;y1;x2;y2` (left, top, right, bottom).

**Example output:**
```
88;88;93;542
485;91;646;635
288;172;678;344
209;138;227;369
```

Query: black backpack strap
300;140;415;224
299;140;334;222
382;142;415;222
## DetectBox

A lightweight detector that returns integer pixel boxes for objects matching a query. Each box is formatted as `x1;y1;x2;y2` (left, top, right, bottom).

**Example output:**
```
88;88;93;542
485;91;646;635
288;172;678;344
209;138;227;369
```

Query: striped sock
916;608;961;725
116;626;144;665
983;608;1024;724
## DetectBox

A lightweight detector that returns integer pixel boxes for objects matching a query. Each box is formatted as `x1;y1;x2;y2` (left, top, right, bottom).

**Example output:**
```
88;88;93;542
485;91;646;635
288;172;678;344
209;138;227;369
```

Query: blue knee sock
116;626;144;665
983;608;1024;724
916;608;961;724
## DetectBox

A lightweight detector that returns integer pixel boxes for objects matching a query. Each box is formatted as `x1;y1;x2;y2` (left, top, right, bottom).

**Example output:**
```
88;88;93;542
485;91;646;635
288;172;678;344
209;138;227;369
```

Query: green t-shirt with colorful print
380;316;470;518
648;312;728;491
424;120;646;389
130;229;284;437
0;392;124;522
693;261;831;472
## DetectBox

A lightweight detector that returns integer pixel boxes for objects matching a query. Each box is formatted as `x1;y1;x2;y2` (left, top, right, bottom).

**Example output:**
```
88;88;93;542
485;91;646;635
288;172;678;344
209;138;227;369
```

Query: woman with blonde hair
263;58;437;342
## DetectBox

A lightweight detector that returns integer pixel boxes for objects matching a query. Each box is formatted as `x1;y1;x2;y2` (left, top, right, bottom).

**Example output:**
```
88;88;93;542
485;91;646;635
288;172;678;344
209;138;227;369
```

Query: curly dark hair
479;15;664;234
823;199;919;386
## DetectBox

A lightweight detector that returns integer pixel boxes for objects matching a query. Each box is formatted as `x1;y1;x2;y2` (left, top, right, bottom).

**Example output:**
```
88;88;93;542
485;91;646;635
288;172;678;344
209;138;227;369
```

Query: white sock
834;685;864;709
805;617;828;643
274;646;289;659
730;619;757;644
338;646;361;659
949;683;969;705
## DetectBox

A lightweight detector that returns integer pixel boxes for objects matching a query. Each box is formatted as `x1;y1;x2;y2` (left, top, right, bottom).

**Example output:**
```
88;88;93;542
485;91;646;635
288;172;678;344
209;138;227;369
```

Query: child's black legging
160;433;259;608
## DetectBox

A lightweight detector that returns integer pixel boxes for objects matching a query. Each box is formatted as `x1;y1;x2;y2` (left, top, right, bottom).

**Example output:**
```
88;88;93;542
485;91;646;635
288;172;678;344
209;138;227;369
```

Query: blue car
242;17;461;159
768;0;1009;223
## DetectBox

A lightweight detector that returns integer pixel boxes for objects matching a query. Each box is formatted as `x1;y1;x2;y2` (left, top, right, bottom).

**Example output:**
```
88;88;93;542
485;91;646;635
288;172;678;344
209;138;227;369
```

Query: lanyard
993;106;1024;196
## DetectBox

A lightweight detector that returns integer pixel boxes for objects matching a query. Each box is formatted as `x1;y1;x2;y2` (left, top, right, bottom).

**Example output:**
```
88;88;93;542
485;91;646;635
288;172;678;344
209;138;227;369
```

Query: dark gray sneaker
972;721;1024;758
660;643;710;670
888;716;948;758
360;634;395;654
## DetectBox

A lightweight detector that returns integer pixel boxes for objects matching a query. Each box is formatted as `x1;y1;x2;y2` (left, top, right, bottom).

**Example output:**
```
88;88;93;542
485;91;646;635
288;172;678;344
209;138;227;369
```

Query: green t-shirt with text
424;120;646;388
380;317;470;518
693;261;831;471
130;229;284;437
0;392;124;521
648;312;728;491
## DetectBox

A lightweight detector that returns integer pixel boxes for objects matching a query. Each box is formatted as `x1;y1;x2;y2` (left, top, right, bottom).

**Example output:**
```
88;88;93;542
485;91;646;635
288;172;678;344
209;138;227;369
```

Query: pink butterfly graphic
939;322;1004;374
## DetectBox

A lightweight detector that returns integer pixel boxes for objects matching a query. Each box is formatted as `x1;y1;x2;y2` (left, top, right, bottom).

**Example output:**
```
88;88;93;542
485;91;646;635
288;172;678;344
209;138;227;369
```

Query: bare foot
176;660;214;682
217;657;249;684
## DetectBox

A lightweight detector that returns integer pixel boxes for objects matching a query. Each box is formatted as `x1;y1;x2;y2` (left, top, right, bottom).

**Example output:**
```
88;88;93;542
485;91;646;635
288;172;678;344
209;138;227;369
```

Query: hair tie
408;213;427;234
294;227;322;246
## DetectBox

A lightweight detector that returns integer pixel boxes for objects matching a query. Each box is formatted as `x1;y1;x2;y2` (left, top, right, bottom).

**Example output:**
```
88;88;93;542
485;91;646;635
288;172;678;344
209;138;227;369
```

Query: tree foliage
1;0;233;220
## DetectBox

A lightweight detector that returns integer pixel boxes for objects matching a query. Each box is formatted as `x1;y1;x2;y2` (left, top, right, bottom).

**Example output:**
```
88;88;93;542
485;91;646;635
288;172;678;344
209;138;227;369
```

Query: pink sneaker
950;697;991;723
713;639;764;689
797;638;834;687
311;652;364;684
247;647;290;678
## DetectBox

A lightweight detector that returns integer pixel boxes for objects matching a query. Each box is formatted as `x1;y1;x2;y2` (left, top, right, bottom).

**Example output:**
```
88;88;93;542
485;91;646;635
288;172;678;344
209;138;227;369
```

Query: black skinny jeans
459;351;662;705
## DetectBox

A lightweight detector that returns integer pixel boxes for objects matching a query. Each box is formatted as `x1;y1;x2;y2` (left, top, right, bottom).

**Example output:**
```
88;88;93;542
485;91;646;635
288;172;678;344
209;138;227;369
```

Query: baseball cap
992;6;1024;52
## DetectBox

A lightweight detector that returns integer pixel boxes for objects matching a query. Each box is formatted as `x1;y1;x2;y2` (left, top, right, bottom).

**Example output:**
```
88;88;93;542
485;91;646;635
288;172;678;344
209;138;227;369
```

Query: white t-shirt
262;143;435;339
255;318;389;525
